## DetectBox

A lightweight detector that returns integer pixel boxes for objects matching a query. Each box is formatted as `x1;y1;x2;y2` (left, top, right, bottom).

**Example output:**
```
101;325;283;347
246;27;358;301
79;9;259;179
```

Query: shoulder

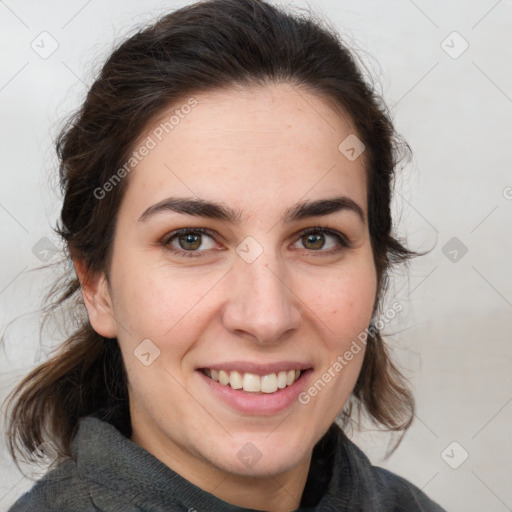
7;459;146;512
369;466;446;511
6;415;171;512
340;433;446;511
7;459;98;512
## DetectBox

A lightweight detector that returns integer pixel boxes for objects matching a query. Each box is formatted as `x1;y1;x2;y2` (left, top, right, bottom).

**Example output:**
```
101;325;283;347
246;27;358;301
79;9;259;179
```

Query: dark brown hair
4;0;420;468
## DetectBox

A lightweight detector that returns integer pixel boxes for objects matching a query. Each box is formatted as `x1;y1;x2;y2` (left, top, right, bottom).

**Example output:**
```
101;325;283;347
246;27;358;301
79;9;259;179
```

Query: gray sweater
8;415;446;511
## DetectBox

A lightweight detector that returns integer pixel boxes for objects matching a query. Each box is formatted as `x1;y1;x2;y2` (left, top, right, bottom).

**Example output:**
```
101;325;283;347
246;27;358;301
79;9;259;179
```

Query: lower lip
197;369;313;415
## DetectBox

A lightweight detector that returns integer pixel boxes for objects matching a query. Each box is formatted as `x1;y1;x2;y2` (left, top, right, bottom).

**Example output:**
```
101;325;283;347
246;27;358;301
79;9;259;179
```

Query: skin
77;83;377;511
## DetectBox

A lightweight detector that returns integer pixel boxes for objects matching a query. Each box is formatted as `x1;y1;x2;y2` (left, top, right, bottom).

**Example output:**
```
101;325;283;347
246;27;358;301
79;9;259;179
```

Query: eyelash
161;226;352;258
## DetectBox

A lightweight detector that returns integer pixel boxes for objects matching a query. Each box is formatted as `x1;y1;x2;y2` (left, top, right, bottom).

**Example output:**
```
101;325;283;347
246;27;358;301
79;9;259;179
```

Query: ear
73;259;117;339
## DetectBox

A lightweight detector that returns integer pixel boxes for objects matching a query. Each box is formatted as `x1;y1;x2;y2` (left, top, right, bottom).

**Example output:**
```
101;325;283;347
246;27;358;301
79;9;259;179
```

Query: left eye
164;228;217;256
292;227;350;254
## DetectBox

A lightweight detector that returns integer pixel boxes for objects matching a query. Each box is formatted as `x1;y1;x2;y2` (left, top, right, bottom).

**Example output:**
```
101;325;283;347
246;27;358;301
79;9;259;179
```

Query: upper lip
197;361;313;375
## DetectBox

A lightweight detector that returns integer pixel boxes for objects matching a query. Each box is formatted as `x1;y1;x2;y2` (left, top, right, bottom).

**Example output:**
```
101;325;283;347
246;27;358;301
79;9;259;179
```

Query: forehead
122;83;367;219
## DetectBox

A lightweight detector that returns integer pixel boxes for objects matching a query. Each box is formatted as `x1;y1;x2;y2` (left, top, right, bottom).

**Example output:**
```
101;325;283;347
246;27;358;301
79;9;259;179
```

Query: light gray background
1;1;511;510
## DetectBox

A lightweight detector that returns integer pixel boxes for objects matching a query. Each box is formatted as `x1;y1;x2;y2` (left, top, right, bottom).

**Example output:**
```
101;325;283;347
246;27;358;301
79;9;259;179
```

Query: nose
222;251;301;345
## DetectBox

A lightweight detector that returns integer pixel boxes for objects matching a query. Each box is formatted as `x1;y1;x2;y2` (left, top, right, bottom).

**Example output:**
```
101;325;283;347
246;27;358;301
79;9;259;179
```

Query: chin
206;428;313;478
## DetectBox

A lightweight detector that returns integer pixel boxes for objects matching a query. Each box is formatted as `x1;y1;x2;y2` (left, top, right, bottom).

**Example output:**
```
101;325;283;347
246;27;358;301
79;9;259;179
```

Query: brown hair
4;0;421;468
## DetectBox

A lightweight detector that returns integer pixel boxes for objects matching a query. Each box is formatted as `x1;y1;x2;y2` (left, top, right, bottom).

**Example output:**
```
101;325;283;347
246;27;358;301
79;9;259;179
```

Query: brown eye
293;227;350;254
163;228;217;257
177;233;202;251
302;232;326;250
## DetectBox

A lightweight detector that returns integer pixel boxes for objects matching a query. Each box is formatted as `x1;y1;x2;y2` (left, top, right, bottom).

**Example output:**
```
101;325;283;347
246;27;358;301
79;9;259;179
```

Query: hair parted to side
4;0;421;468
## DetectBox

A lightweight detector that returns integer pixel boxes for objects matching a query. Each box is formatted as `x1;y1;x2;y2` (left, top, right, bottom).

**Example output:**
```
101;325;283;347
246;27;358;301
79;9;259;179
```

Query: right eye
162;227;219;257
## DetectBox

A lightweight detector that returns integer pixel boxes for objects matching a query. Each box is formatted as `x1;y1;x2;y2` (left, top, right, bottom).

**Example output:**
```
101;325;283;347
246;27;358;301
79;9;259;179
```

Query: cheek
296;260;376;417
305;262;377;346
112;262;218;353
114;270;207;400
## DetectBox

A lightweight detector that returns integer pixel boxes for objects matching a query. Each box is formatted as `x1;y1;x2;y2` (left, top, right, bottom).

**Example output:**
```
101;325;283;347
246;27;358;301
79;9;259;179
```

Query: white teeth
229;371;243;389
218;370;229;386
243;372;261;392
203;368;303;393
260;373;278;393
277;370;287;389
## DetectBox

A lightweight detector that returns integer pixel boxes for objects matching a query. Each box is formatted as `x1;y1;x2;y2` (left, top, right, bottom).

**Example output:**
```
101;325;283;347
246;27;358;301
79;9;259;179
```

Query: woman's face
84;84;377;485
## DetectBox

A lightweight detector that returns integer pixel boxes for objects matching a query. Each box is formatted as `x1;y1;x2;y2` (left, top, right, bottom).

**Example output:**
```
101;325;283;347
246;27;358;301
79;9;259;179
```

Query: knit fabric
8;415;446;511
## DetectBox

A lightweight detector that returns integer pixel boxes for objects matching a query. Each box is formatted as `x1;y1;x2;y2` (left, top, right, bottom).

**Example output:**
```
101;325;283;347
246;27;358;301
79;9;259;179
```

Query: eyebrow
138;195;365;224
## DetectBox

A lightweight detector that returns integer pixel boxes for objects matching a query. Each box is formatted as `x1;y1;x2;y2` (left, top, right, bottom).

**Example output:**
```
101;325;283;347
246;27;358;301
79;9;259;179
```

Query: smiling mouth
200;368;303;394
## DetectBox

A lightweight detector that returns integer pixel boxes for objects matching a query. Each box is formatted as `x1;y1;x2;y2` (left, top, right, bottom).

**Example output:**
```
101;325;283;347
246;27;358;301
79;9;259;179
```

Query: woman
4;0;445;510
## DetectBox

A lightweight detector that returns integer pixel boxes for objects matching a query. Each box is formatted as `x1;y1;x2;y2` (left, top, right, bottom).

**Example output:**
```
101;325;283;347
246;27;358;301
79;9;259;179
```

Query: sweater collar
72;414;358;511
